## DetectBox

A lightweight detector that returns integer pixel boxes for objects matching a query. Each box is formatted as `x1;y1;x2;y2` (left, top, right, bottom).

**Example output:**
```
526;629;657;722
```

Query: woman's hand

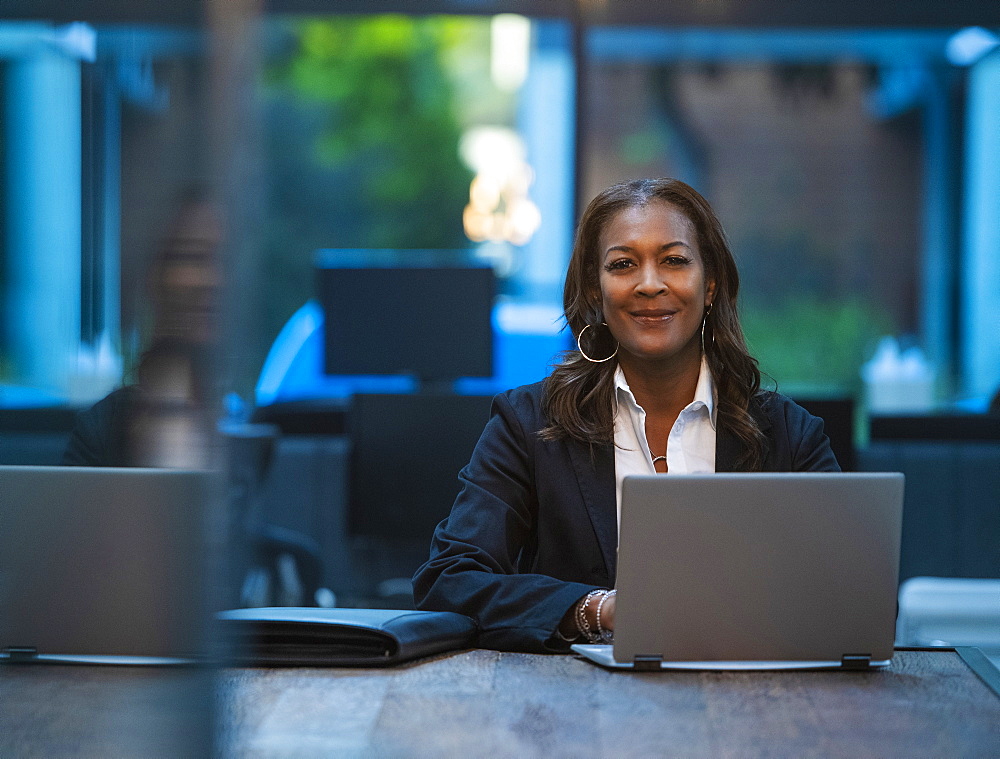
558;589;616;641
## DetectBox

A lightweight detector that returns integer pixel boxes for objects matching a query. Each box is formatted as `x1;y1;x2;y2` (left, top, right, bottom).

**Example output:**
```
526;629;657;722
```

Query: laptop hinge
633;654;663;671
841;654;872;670
3;646;39;663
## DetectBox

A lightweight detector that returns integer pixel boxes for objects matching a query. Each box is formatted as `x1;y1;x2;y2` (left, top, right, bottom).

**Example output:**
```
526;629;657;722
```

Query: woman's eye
663;255;691;267
604;258;634;271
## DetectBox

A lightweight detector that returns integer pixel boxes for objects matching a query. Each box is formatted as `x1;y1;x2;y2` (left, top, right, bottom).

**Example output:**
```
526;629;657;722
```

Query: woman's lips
629;309;676;324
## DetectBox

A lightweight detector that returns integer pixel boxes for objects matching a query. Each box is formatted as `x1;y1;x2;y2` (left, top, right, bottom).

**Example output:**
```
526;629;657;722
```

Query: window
251;13;575;398
581;26;1000;408
0;21;204;405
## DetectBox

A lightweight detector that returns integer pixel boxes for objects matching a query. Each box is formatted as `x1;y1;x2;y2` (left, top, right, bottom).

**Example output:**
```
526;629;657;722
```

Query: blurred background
1;0;998;644
2;1;999;413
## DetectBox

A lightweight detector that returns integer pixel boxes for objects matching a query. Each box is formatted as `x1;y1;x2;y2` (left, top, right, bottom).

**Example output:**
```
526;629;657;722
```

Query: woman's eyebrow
603;241;691;256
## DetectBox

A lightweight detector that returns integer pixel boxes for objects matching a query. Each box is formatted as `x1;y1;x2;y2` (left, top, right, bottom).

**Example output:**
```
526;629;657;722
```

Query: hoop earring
577;322;619;363
701;303;714;354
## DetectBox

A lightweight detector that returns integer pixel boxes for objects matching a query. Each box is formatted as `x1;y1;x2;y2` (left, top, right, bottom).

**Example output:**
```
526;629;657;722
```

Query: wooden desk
3;649;999;757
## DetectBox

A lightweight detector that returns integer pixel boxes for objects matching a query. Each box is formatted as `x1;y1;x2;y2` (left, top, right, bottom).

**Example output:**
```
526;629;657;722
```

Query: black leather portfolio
216;607;477;666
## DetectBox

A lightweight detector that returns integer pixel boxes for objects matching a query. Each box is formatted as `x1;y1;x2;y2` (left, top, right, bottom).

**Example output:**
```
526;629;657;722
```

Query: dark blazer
412;381;841;653
62;386;136;467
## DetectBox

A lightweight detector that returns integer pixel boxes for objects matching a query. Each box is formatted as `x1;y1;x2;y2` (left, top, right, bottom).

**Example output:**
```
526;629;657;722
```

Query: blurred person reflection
63;189;222;469
43;190;221;759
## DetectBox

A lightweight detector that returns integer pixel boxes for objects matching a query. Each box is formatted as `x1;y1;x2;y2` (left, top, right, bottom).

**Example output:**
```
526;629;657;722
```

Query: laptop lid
577;472;903;670
0;465;213;663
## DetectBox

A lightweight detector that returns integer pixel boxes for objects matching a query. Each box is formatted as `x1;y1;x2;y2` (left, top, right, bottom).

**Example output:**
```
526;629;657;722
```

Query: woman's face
597;200;715;371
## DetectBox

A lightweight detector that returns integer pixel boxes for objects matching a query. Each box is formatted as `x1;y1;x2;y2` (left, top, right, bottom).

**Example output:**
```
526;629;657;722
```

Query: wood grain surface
3;650;998;758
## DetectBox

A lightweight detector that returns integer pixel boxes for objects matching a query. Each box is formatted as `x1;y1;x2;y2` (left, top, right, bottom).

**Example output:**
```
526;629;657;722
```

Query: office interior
1;0;999;744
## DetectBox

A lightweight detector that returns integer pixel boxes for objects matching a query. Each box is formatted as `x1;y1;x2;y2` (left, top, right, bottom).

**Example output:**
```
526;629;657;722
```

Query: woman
412;178;839;653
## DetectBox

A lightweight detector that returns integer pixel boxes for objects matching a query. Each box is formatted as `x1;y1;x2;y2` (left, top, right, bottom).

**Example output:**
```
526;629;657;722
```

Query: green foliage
249;15;480;388
734;224;895;394
265;15;474;249
742;296;894;393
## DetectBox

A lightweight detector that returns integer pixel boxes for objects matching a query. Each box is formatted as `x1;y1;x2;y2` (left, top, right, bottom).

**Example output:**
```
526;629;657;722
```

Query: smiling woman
599;203;710;374
412;178;841;654
597;201;713;475
543;179;762;470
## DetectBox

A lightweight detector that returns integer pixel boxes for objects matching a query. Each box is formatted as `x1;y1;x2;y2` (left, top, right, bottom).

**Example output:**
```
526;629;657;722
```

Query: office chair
347;392;494;606
221;421;328;607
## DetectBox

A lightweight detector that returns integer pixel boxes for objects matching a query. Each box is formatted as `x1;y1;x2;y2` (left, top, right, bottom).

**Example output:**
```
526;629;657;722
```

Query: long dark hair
541;178;766;471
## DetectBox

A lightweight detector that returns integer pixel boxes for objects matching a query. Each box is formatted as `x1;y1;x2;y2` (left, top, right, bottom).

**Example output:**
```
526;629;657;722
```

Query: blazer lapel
566;438;618;581
715;424;742;473
716;397;773;472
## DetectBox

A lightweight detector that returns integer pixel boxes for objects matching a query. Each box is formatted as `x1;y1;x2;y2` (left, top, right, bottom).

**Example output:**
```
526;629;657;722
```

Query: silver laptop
0;465;214;664
573;473;904;671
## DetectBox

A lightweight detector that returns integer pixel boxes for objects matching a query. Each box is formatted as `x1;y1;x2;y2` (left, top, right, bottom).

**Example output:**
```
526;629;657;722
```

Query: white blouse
612;357;717;529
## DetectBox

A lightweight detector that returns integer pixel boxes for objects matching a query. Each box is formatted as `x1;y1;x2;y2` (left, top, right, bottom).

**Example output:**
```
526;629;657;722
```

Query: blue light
946;27;1000;67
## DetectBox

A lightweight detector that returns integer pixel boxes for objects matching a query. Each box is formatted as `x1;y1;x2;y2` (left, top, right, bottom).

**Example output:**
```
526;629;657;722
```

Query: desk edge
955;647;1000;700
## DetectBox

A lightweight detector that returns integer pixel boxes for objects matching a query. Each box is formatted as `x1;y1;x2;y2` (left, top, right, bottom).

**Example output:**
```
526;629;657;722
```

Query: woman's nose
635;263;666;296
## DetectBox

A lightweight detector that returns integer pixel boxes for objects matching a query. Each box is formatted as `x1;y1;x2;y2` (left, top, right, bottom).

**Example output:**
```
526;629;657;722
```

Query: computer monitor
316;250;495;382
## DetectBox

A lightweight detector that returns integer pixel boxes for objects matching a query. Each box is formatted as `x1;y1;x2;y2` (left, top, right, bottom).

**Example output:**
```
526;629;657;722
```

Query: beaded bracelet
575;589;605;642
595;589;616;643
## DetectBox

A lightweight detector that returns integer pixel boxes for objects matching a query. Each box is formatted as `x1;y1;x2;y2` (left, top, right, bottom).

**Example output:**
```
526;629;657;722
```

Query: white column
962;50;1000;400
518;20;575;304
4;50;82;393
918;68;958;382
101;81;122;344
